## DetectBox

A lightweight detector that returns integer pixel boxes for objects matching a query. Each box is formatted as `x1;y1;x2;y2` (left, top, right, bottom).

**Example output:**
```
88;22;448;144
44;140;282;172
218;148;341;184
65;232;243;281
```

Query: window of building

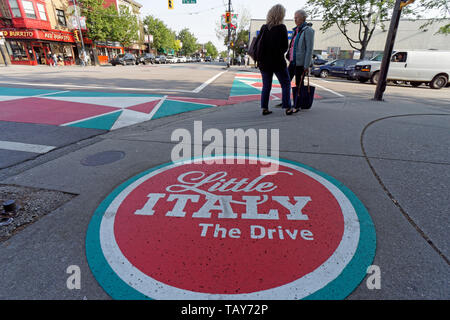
36;3;47;21
8;0;21;18
22;0;37;19
5;40;29;61
56;9;66;26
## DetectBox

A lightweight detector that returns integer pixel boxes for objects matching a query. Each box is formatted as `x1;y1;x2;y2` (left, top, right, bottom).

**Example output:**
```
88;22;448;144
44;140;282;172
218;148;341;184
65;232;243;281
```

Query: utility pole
374;0;413;101
73;0;87;65
0;32;8;66
227;0;231;68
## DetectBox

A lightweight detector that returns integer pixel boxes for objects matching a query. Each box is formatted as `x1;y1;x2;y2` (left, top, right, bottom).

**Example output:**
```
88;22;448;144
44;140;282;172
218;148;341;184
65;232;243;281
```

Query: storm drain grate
81;151;126;166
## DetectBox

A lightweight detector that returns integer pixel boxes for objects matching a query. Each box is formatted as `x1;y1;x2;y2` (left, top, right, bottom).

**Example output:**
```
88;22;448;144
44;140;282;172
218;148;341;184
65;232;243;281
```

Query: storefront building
0;0;78;65
1;27;77;65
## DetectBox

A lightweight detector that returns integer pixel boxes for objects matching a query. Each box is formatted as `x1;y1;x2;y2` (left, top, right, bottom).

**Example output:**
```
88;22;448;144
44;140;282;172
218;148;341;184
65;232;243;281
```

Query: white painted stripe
148;95;168;120
0;140;56;154
60;109;121;127
0;82;194;94
33;90;70;97
192;70;227;93
309;81;345;97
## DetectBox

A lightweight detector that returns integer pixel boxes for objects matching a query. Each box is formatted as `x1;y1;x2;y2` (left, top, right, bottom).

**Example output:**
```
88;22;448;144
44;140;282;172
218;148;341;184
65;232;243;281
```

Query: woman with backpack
257;4;293;116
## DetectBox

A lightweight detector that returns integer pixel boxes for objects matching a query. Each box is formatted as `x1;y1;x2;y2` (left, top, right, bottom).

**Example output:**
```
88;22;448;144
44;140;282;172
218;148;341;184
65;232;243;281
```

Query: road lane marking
148;95;168;120
0;82;194;93
309;81;345;97
192;70;228;93
0;140;56;154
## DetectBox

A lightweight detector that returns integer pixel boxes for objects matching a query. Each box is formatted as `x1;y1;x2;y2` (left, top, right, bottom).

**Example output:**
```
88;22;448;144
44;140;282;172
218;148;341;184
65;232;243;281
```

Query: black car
110;53;136;66
137;53;155;65
205;56;212;62
313;54;328;65
311;59;360;79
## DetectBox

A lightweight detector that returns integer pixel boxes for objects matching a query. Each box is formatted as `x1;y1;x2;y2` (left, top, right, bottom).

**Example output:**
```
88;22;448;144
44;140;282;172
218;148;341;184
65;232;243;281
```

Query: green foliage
204;41;218;58
306;0;396;58
418;0;450;34
78;0;139;46
178;28;198;56
143;15;176;54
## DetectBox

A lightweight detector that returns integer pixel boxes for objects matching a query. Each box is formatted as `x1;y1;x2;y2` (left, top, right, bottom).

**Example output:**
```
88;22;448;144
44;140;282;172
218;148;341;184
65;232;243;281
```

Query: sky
137;0;444;52
138;0;308;52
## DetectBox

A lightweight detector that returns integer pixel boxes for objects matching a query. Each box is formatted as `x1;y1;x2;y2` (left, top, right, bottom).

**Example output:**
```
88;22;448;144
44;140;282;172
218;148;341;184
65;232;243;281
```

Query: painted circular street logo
86;156;376;299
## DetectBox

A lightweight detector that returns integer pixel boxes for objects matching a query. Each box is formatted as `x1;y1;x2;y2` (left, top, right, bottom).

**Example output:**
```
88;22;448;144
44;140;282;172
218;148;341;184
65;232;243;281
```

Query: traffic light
73;30;80;42
168;0;174;10
225;12;231;24
400;0;414;9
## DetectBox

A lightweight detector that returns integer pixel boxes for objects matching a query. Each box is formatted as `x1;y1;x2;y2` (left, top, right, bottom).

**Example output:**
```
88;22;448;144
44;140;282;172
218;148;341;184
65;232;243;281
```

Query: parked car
137;53;155;65
355;50;450;89
313;54;328;65
110;53;136;66
205;56;212;62
311;59;360;79
166;55;178;63
178;56;187;63
219;57;224;62
155;55;167;64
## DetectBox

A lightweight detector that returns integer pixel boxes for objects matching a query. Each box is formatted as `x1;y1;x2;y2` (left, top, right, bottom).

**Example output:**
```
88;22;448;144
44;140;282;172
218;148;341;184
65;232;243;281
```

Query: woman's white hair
295;9;308;19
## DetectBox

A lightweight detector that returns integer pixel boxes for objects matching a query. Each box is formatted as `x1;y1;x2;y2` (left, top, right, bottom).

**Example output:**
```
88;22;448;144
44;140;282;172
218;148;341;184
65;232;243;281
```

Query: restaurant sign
0;29;75;43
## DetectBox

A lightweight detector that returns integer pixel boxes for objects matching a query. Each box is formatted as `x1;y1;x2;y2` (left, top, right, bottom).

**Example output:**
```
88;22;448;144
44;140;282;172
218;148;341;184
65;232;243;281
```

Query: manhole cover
81;151;125;166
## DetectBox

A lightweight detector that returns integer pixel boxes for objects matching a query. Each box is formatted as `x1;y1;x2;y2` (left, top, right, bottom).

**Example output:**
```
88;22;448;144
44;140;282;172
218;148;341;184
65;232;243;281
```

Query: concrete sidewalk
0;93;448;300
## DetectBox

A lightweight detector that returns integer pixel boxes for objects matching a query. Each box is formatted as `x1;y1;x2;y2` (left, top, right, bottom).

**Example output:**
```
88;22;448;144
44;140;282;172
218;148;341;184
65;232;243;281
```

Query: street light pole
227;0;231;68
0;32;8;66
72;0;86;65
373;0;403;101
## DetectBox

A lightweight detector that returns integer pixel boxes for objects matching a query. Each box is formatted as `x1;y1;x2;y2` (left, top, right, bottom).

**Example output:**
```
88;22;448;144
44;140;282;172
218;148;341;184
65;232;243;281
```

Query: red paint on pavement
0;97;118;125
113;160;345;294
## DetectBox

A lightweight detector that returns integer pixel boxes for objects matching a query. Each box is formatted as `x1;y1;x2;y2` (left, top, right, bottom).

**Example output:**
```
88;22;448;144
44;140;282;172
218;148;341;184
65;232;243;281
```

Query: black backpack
248;25;266;62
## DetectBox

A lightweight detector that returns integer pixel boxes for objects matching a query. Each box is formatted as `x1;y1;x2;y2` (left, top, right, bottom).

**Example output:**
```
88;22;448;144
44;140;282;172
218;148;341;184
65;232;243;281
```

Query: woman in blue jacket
292;10;315;112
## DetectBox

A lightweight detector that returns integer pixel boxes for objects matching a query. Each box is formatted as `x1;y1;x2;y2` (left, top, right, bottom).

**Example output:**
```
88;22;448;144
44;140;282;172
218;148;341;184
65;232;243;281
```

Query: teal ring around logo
86;156;376;300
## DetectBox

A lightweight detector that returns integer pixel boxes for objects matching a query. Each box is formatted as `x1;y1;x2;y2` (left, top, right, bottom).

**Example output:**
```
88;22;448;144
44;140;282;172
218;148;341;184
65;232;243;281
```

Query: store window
5;41;29;61
36;3;47;21
8;0;22;17
22;0;37;19
56;9;66;26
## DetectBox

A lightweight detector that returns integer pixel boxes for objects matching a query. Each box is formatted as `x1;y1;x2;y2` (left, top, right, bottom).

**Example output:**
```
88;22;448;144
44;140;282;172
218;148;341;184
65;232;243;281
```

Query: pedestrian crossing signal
225;12;231;24
168;0;174;9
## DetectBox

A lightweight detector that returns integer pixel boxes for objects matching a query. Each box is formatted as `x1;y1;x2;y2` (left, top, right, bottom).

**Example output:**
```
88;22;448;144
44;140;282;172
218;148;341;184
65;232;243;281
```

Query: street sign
86;156;376;299
182;0;196;3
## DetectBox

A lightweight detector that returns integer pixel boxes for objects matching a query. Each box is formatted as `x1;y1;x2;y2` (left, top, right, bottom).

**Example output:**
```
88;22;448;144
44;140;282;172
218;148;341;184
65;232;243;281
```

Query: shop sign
0;29;74;43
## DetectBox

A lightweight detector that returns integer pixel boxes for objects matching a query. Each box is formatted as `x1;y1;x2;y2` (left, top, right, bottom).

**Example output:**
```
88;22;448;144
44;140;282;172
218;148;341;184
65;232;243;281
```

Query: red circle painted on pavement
113;160;344;294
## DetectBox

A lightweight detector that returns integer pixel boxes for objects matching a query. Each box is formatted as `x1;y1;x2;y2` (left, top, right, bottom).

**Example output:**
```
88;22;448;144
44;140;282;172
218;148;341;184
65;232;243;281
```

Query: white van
355;50;450;89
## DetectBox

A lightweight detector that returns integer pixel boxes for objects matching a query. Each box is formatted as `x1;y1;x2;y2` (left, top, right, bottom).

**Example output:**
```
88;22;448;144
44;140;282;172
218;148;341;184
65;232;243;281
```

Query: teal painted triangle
52;91;163;98
0;87;60;96
152;100;213;120
67;111;122;130
229;79;262;97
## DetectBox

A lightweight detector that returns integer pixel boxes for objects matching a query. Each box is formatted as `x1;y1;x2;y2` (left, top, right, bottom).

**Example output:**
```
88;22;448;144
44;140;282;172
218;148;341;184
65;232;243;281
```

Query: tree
143;15;176;54
417;0;450;34
178;28;198;56
109;5;139;48
204;41;218;58
306;0;396;59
